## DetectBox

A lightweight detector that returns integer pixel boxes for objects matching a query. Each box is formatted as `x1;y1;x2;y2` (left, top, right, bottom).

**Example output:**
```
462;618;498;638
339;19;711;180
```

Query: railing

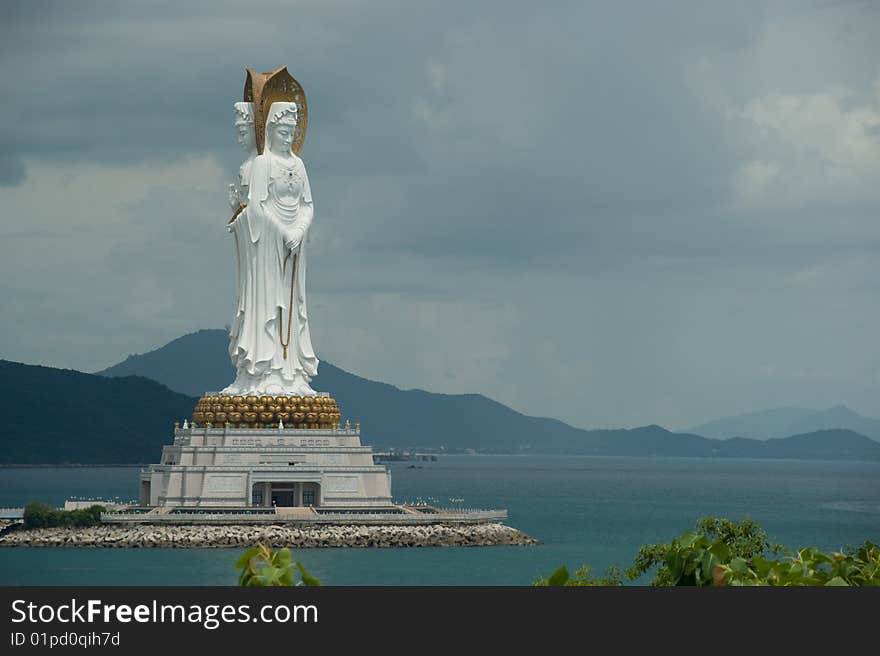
168;446;373;453
304;509;508;524
100;507;508;524
170;444;375;455
102;508;277;523
201;391;332;397
177;427;360;435
314;508;406;515
168;508;277;516
414;508;507;519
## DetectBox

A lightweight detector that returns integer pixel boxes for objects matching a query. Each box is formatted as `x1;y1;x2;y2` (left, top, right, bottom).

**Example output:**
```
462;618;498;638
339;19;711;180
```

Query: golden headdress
244;66;308;155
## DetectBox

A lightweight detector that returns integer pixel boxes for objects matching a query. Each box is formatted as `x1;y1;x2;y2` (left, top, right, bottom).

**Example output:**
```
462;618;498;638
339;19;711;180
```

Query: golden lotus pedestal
192;393;341;430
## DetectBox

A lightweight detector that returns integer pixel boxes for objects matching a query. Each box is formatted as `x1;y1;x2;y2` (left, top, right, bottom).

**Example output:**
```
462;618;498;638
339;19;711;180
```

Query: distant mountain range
686;405;880;442
1;329;877;463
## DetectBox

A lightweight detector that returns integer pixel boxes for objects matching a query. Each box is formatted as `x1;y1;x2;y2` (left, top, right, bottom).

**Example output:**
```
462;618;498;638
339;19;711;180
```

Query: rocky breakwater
0;523;539;548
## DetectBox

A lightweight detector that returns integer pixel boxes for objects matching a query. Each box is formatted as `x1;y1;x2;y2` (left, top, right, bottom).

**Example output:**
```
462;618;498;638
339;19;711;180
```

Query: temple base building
140;393;393;509
127;392;509;526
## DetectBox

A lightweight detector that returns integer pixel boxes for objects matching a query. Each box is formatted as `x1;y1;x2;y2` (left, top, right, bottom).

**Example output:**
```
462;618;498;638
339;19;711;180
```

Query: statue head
265;102;298;155
233;102;256;154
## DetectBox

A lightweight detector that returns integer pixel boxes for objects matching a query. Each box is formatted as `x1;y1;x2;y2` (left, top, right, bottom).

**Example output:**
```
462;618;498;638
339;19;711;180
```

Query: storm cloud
1;0;878;428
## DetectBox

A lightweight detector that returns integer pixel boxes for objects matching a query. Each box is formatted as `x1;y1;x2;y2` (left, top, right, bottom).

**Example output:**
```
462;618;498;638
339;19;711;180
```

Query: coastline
0;522;539;549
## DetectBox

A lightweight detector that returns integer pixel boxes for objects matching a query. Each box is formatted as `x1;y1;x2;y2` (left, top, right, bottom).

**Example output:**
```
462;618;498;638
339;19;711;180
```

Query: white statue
222;100;318;396
228;102;256;217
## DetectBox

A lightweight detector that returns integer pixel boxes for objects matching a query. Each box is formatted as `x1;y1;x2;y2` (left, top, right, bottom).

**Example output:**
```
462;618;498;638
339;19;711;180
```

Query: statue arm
227;180;247;228
227;160;250;217
284;161;314;251
242;155;271;243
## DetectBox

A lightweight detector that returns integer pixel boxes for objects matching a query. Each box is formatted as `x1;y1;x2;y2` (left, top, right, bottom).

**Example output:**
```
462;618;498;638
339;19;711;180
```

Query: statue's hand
228;184;240;210
227;202;246;228
285;227;305;252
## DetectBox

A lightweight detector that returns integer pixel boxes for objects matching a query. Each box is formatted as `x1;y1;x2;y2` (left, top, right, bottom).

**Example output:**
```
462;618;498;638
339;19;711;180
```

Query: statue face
270;124;295;154
236;122;256;152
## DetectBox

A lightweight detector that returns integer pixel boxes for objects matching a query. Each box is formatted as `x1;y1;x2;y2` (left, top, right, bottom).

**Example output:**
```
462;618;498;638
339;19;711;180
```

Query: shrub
718;541;880;586
626;516;780;585
534;565;623;586
23;503;105;528
537;517;880;587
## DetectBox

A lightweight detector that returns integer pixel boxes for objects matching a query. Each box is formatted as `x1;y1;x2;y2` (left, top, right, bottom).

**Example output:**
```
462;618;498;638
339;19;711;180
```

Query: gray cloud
1;0;878;428
0;152;25;185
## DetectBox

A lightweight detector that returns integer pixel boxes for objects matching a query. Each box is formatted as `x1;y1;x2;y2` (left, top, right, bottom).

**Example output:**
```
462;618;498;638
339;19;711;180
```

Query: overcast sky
1;0;878;429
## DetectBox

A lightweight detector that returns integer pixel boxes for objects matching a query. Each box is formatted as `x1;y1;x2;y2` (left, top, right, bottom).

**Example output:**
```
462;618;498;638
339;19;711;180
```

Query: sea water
0;455;877;585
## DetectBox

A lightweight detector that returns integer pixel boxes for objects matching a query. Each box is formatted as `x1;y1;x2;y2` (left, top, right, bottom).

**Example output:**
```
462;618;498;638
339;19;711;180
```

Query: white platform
139;424;393;508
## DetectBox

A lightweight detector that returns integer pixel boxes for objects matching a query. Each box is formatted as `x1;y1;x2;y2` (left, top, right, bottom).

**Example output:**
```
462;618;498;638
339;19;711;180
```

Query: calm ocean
1;455;878;585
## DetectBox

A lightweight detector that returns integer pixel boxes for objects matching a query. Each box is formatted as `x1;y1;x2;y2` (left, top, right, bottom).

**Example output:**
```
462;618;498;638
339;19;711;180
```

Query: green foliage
537;516;880;587
626;517;779;585
23;503;105;528
534;564;623;586
717;541;880;586
641;530;734;586
235;544;321;587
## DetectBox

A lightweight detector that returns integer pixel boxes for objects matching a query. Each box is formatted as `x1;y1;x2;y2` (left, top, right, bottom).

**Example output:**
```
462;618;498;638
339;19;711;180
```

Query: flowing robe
223;151;318;395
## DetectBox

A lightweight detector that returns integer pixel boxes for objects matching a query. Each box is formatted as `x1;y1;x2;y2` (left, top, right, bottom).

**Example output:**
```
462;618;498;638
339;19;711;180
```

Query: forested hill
1;359;195;464
1;349;878;463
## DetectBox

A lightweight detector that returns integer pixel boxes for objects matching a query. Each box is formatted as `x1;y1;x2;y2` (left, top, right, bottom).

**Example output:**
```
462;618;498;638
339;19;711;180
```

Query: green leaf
666;554;684;583
729;557;750;576
708;540;731;563
278;569;294;586
752;557;775;578
260;565;279;584
707;560;720;583
677;532;701;549
296;562;321;587
235;547;261;570
273;548;292;568
808;549;832;565
547;566;570;587
824;577;849;586
701;551;720;582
